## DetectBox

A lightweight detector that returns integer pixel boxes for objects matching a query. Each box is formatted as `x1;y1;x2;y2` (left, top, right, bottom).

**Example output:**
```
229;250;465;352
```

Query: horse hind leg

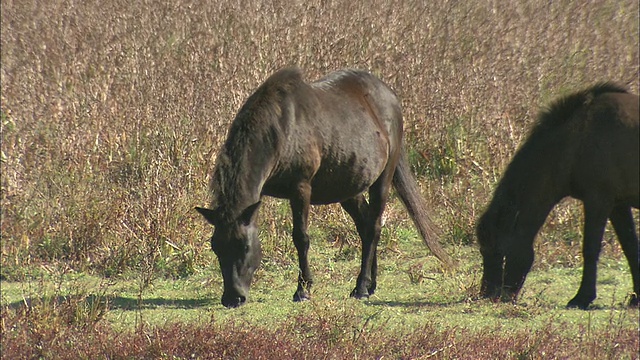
567;201;609;309
346;175;392;299
340;195;370;249
290;182;313;302
341;195;375;298
608;205;639;307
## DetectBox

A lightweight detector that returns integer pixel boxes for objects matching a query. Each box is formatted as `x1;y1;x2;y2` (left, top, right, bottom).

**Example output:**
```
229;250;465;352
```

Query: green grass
2;242;636;332
2;241;638;358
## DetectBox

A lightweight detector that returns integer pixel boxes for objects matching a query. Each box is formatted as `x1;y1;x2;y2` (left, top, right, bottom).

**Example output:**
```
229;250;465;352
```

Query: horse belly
309;140;389;204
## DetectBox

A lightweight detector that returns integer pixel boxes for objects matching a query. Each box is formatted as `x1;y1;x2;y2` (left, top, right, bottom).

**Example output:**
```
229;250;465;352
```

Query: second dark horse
197;67;452;308
477;83;639;309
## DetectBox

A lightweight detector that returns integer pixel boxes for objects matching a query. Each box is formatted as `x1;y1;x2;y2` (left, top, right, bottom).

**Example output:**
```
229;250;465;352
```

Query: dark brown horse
477;83;639;309
197;67;452;308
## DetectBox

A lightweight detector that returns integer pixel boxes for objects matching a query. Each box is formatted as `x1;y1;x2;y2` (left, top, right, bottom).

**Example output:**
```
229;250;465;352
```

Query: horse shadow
105;296;213;310
365;298;469;309
4;295;213;311
366;297;635;311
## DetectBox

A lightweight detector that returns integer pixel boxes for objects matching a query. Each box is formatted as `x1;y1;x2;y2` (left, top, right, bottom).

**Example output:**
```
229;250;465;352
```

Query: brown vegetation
2;299;638;359
2;0;638;278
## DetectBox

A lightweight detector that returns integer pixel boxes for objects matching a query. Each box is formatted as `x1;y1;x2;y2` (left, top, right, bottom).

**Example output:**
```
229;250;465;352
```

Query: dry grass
2;295;638;360
2;0;637;278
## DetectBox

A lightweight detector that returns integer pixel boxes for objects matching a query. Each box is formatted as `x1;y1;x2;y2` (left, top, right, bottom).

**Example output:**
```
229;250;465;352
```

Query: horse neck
213;138;279;216
489;131;575;241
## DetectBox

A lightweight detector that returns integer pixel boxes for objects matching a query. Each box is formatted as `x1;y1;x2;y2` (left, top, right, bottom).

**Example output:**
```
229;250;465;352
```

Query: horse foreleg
608;205;639;307
290;183;313;302
567;202;609;309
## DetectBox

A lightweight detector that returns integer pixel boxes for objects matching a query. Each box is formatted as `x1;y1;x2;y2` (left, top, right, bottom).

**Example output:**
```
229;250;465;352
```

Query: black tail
392;149;454;268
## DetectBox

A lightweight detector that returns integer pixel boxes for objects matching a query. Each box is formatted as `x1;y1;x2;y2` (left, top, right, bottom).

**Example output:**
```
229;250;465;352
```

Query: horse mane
532;82;629;133
210;67;305;212
233;67;305;131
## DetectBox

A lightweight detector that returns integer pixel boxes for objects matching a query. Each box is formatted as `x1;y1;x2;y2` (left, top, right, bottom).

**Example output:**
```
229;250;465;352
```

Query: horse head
196;202;263;308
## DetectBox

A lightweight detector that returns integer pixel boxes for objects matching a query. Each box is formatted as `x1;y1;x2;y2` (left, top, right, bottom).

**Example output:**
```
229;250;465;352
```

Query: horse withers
197;67;452;308
477;83;639;309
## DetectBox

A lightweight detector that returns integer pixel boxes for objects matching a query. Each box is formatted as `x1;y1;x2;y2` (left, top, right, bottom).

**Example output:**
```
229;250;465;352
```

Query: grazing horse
197;67;452;308
477;83;639;309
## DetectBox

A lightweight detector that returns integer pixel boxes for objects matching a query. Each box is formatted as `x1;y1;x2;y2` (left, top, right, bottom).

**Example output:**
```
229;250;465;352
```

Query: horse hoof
499;292;518;304
566;299;590;310
477;290;500;303
350;289;370;299
293;293;311;302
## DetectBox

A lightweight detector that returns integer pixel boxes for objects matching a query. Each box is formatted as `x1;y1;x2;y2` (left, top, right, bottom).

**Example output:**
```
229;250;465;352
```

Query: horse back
313;70;402;134
263;70;403;204
572;91;639;207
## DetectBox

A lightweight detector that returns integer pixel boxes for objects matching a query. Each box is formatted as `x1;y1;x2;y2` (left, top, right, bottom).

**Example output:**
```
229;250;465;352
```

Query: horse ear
195;207;218;225
238;201;262;226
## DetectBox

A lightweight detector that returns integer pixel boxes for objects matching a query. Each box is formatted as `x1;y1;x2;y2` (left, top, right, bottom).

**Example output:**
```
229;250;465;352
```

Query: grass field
2;244;638;358
1;0;639;359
